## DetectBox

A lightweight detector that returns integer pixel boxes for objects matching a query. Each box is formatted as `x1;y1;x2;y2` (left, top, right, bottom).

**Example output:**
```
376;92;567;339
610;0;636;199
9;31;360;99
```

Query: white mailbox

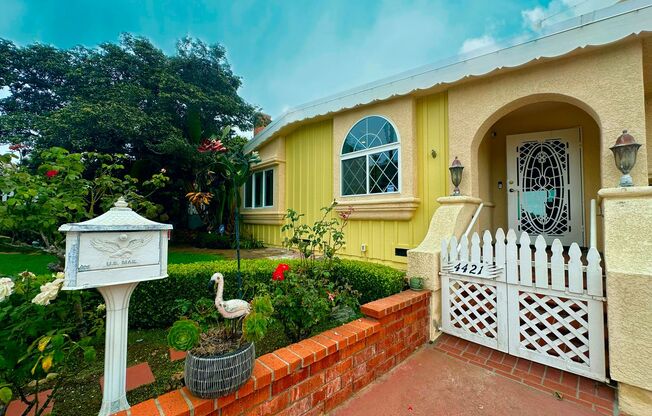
59;197;172;289
59;197;173;416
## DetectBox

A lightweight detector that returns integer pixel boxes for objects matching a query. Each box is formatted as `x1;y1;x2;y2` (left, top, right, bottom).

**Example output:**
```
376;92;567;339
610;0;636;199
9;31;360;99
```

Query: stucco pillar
407;196;482;341
598;186;652;416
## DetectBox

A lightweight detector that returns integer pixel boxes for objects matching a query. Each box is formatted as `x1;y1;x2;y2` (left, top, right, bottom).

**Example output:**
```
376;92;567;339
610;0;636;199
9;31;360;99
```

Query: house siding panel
245;93;448;268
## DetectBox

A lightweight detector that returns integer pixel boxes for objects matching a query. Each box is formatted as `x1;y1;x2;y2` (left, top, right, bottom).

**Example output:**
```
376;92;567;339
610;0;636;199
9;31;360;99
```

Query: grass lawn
0;248;223;276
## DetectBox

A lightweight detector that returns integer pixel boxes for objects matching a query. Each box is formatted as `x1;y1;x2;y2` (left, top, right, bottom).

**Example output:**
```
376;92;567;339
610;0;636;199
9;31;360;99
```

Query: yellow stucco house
243;1;651;267
242;2;652;415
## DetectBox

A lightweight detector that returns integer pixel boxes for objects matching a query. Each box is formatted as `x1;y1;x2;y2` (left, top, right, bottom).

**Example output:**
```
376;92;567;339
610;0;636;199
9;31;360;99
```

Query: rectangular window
244;168;274;209
264;169;273;207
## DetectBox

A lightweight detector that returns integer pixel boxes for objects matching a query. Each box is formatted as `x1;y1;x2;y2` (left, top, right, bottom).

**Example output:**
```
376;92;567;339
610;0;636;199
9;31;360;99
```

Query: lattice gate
440;229;606;382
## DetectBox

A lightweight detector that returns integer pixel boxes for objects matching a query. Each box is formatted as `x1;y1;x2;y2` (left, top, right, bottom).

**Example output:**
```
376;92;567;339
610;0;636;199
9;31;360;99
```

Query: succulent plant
167;320;201;351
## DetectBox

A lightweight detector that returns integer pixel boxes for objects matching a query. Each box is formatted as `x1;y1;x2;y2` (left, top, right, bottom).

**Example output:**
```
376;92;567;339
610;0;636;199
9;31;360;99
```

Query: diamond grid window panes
342;156;367;196
369;149;399;194
340;116;400;195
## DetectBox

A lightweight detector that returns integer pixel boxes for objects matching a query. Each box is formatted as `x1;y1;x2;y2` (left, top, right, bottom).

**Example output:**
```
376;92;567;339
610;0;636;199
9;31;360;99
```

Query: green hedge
129;259;405;329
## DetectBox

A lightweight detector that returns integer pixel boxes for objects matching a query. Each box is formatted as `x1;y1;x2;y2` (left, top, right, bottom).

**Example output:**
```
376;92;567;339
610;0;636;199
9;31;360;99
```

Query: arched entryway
474;99;602;249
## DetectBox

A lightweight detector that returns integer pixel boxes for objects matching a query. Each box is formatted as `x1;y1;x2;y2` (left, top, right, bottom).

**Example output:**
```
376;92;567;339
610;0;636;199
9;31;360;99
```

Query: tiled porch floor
331;335;616;416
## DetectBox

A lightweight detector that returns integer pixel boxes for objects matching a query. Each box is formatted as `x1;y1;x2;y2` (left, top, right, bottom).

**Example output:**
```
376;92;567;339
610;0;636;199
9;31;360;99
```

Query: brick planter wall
114;290;430;416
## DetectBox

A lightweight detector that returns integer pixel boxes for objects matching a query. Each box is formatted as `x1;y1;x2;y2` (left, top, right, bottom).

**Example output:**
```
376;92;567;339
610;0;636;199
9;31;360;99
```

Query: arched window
341;115;400;196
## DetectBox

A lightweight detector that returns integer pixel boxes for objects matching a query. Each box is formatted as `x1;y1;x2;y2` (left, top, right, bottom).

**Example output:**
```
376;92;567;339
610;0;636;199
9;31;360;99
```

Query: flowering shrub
0;148;169;258
269;267;360;343
281;201;350;267
0;272;103;415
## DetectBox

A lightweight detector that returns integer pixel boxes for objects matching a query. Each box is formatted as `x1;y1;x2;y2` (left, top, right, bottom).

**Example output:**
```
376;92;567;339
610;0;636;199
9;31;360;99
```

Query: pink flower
45;170;59;178
338;206;354;220
328;292;336;302
198;139;227;153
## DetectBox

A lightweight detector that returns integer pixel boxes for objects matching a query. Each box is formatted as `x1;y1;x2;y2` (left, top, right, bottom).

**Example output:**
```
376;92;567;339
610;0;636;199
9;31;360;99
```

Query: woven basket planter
184;342;255;398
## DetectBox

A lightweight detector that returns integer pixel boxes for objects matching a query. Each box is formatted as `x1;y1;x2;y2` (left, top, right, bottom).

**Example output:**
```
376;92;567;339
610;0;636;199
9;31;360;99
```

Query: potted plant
409;276;425;291
167;295;273;398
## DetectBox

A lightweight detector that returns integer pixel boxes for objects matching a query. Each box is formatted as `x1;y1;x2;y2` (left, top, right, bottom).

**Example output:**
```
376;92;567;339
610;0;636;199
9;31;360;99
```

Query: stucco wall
448;40;649;197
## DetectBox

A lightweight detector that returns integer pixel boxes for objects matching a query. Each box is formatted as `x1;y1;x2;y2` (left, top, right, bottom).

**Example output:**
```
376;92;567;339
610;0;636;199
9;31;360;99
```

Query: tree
0;35;256;227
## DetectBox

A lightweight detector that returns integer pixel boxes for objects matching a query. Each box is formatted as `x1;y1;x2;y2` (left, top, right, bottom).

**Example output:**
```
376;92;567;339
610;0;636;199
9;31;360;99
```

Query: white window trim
340;115;401;197
244;168;274;209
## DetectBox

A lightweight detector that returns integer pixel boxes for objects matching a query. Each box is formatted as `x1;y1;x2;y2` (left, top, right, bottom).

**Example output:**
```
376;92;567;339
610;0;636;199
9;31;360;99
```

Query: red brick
348;318;380;336
365;332;381;346
272;367;309;395
287;343;316;367
180;387;213;416
275;396;311;416
559;371;579;390
324;383;354;412
309;351;340;375
100;362;155;392
259;353;290;381
6;389;55;416
321;329;349;349
353;371;375;391
255;390;291;416
476;345;493;359
487;350;506;364
341;369;354;388
578;391;615;409
252;360;273;389
169;348;187;362
515;358;531;372
528;362;546;377
300;339;330;361
340;340;366;359
353;346;376;366
541;379;578;398
544;367;562;383
495;369;522;382
236;378;255;398
374;356;396;376
501;354;518;369
595;384;615;400
274;348;302;373
223;388;270;416
333;326;359;345
216;392;236;409
129;399;163;416
157;390;190;416
294;373;325;401
309;335;338;355
578;377;597;394
366;350;387;370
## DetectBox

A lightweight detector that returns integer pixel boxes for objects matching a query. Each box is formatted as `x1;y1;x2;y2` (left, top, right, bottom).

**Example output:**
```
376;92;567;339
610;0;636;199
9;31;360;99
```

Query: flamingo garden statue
208;273;251;320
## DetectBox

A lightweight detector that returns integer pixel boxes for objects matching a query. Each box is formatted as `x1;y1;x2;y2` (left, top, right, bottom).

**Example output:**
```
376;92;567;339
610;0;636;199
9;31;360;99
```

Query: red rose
45;170;59;178
272;263;290;281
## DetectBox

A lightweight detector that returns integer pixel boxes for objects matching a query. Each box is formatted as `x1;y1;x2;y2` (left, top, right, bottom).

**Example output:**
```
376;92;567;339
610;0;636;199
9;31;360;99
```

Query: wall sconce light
449;156;464;196
609;130;641;187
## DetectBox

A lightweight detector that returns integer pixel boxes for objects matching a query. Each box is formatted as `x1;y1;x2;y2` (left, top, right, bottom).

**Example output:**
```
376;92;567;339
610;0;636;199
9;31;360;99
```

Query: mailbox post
59;197;172;416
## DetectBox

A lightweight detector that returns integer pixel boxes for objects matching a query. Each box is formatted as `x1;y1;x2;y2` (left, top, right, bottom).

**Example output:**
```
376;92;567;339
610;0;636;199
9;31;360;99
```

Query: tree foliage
0;34;256;226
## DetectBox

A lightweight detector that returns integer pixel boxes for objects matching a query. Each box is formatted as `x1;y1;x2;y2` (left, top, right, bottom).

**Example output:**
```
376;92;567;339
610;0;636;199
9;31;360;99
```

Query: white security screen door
506;128;584;246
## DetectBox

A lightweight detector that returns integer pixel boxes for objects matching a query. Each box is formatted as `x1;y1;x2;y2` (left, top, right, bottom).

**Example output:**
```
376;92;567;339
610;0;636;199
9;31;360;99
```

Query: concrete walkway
331;346;604;416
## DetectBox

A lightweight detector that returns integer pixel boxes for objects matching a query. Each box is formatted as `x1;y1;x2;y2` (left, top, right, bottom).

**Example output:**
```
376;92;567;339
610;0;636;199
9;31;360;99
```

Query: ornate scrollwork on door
517;139;570;236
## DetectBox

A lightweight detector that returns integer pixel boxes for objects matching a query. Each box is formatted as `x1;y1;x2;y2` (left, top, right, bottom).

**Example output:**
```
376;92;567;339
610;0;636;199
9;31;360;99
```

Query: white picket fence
440;229;606;382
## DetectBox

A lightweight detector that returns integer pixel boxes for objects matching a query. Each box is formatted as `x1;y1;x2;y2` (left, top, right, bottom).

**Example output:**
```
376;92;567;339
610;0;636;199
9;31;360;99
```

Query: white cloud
459;35;497;55
521;0;617;32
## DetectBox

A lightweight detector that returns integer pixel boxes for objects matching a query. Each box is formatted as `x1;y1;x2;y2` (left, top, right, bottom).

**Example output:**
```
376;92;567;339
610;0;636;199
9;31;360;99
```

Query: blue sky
0;0;615;123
